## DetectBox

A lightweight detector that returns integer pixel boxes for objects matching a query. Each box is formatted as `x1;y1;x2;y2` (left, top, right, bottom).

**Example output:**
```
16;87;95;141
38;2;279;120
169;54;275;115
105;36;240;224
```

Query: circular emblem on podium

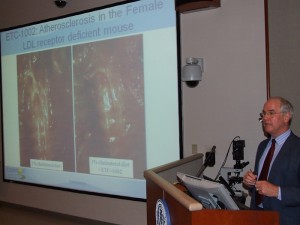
155;199;171;225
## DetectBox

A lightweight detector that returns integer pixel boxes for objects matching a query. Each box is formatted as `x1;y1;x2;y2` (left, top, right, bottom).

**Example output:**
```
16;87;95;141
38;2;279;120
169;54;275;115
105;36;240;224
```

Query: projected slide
1;0;180;199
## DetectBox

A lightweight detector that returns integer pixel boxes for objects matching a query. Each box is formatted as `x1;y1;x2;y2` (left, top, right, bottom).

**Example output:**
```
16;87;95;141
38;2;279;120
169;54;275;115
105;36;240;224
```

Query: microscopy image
73;34;146;178
17;47;75;171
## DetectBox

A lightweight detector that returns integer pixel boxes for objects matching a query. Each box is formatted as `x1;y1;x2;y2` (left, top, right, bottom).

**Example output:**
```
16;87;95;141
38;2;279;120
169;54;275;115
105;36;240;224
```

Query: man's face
262;99;290;138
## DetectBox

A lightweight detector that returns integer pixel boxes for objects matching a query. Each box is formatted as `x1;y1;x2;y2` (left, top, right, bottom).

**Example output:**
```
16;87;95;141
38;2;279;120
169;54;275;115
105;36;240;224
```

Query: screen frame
0;0;184;202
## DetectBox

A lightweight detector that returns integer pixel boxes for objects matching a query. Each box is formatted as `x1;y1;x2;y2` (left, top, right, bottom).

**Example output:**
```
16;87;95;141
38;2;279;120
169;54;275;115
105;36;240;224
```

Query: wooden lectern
144;153;279;225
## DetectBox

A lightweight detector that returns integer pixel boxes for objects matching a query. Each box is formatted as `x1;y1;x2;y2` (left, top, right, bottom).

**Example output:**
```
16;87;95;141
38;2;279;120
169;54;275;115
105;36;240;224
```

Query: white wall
180;0;267;202
268;0;300;136
0;0;267;224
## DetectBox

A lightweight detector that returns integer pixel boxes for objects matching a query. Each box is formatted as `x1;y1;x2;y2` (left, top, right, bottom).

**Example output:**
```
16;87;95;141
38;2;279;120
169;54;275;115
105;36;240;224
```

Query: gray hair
270;96;294;125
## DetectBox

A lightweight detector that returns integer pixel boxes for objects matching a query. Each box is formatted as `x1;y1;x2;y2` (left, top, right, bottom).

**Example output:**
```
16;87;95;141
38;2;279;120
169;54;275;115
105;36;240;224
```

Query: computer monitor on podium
177;172;239;210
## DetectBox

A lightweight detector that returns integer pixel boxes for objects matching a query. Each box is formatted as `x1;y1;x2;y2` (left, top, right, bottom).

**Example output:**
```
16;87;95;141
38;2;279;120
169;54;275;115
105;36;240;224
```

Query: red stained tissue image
73;35;146;178
17;47;75;171
17;34;146;178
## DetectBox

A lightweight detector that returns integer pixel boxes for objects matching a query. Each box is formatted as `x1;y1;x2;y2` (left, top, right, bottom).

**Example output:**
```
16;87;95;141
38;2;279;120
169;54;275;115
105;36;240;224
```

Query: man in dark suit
243;96;300;225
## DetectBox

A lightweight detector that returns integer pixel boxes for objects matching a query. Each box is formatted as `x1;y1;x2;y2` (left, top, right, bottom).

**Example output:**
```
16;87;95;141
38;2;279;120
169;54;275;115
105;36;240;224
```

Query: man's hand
243;170;257;187
255;180;279;198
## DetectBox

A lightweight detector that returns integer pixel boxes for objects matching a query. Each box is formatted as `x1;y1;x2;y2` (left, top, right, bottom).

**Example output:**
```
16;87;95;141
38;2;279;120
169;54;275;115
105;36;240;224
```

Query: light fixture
182;57;203;88
54;0;67;8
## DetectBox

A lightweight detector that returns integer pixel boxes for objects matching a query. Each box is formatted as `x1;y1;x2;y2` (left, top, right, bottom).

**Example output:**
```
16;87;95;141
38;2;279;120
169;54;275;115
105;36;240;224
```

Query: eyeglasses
259;111;283;119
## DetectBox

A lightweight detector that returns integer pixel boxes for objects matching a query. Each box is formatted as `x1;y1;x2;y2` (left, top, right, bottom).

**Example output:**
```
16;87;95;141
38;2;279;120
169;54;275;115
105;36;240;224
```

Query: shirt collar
273;129;291;146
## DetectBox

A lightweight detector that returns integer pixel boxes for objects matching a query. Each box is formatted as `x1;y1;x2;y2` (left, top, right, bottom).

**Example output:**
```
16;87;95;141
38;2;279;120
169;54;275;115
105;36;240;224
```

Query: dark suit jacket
250;132;300;225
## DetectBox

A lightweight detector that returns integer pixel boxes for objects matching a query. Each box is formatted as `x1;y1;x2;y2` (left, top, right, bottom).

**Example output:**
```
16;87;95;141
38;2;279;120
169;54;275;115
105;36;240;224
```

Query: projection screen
0;0;181;200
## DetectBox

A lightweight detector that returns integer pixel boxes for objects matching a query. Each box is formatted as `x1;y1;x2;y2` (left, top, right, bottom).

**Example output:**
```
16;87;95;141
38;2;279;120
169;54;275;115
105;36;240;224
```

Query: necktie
256;139;276;205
